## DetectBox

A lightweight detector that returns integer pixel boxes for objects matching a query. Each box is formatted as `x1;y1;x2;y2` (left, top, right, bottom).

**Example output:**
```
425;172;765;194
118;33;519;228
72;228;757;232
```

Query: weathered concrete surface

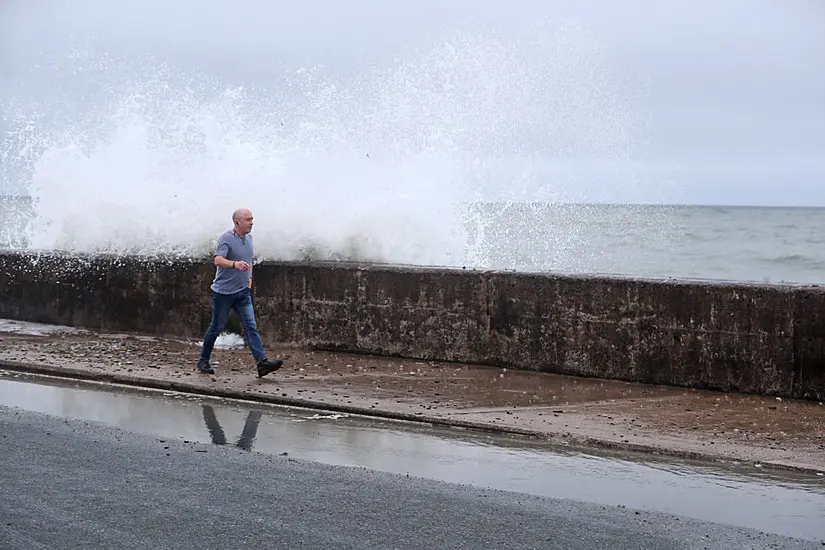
0;251;214;335
1;324;823;473
1;250;824;400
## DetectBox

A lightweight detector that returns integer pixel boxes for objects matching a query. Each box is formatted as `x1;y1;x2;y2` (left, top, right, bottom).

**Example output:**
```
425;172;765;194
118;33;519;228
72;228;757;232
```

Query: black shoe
257;358;283;377
197;358;215;374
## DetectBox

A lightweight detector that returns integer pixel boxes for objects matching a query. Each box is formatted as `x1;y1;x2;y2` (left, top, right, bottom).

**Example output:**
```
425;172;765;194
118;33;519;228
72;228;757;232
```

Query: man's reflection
201;404;262;451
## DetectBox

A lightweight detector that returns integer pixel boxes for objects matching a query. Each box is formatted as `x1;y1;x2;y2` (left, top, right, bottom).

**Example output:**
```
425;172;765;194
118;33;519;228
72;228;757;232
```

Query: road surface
0;406;818;549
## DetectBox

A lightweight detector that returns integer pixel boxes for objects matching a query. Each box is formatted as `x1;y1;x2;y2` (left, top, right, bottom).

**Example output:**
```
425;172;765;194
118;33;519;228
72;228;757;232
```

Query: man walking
197;208;283;377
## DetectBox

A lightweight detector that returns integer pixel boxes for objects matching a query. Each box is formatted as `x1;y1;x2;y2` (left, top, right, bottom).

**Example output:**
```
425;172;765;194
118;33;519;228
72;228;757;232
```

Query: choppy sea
3;195;823;285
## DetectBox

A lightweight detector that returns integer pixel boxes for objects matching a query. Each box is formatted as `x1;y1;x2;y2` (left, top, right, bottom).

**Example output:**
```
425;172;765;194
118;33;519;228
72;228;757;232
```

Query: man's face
235;210;254;235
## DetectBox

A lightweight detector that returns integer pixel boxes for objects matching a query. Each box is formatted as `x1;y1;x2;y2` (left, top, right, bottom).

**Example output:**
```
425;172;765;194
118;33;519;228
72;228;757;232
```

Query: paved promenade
1;319;823;473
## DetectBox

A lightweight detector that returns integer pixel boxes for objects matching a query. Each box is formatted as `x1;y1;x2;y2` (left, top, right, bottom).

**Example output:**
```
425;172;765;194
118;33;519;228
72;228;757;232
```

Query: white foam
4;19;639;268
212;333;246;350
0;319;89;336
0;319;259;353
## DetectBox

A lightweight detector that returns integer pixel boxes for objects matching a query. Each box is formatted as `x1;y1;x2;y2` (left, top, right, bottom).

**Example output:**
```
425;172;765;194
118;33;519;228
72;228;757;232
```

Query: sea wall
1;250;823;400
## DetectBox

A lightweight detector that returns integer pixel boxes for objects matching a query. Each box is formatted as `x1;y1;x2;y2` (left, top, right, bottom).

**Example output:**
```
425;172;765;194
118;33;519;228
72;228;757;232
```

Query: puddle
0;319;90;336
0;319;244;349
0;370;823;542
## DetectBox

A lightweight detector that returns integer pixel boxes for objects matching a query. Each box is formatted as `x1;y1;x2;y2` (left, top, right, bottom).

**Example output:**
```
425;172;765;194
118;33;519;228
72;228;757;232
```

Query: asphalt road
0;406;818;549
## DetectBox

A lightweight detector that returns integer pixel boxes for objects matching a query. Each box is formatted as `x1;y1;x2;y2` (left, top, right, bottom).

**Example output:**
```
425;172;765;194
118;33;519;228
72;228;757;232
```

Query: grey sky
2;0;824;205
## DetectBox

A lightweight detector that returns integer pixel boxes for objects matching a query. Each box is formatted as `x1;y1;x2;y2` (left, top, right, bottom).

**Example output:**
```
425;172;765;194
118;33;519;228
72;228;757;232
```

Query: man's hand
234;261;251;271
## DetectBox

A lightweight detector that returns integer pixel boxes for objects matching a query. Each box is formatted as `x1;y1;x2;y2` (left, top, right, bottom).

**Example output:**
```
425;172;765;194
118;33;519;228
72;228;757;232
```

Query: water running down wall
1;250;822;401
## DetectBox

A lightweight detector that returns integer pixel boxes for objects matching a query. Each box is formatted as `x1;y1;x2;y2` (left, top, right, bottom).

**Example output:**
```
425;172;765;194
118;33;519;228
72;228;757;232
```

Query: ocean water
2;195;824;285
2;4;822;286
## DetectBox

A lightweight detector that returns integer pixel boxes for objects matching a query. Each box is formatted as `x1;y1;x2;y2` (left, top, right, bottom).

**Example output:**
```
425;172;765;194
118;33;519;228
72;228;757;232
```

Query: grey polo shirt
210;230;254;294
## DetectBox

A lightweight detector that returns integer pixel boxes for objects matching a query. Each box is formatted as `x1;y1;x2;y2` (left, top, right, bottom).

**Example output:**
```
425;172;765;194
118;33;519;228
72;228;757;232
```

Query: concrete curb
1;359;822;476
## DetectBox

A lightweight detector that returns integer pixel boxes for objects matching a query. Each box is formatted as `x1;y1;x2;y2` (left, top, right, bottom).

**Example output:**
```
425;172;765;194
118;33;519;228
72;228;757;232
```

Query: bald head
232;208;252;222
232;208;254;236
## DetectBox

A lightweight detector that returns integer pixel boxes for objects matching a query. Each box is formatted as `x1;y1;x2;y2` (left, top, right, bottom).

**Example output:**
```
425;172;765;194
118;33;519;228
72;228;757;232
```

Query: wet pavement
0;318;824;475
1;370;824;542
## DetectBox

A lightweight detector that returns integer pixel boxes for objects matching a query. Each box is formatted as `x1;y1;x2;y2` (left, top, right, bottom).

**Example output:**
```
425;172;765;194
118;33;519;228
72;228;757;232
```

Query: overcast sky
2;0;824;205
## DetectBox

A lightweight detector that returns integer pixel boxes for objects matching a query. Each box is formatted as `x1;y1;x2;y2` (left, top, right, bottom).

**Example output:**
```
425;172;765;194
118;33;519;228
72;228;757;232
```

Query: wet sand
1;320;823;473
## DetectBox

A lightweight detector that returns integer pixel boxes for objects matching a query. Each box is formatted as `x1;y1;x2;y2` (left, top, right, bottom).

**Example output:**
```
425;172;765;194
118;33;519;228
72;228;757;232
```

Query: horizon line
2;194;824;209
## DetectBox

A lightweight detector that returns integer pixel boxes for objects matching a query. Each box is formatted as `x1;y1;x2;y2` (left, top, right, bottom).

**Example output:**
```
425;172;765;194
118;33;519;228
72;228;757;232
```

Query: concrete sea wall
1;250;823;401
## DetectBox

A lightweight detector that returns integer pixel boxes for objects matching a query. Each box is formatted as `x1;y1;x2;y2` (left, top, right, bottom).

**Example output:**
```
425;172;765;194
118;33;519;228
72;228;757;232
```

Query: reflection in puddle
0;370;823;542
202;404;261;451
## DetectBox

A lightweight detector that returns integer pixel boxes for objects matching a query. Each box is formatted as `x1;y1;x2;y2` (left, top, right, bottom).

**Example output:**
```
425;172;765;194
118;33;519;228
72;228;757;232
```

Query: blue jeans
200;288;266;363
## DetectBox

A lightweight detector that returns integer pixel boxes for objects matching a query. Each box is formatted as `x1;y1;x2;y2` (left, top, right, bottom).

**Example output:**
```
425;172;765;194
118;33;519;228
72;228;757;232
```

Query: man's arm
214;236;232;267
213;236;250;271
214;255;250;271
214;255;235;268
